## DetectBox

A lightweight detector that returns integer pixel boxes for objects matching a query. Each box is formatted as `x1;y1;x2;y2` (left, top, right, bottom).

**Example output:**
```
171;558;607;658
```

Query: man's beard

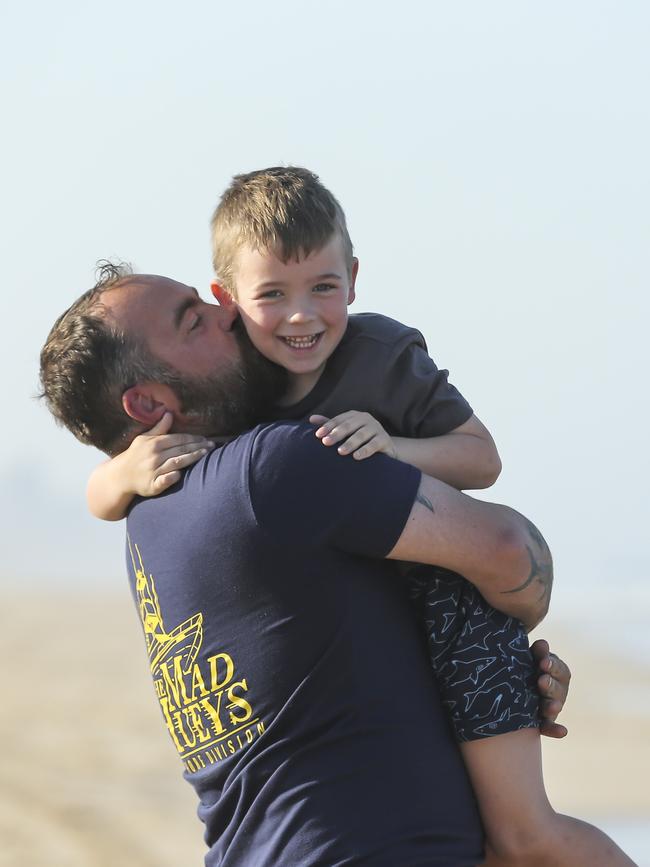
154;321;287;438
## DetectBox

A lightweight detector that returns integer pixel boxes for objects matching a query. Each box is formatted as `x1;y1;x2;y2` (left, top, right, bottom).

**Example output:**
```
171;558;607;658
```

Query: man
40;265;571;866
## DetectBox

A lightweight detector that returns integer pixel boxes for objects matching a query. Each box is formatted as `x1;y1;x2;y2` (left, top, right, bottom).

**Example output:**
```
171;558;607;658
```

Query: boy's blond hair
211;166;354;295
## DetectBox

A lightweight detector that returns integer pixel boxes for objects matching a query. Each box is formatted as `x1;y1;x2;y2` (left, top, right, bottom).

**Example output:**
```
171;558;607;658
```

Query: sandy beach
2;586;648;866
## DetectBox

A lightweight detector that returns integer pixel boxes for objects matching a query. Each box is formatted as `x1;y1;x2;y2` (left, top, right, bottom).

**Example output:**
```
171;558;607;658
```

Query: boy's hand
127;412;215;496
532;639;571;738
310;412;397;461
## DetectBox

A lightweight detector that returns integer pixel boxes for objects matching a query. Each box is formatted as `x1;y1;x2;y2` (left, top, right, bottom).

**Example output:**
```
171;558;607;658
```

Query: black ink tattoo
416;492;434;513
501;516;553;610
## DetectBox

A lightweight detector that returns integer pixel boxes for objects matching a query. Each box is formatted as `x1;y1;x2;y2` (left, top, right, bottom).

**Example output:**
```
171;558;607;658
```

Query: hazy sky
2;1;648;603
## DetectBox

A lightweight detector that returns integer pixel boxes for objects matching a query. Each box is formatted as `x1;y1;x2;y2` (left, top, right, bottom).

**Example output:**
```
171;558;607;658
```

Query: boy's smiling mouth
279;333;323;350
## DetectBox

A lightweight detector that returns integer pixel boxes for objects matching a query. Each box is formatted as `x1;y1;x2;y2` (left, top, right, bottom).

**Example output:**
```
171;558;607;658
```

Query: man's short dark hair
39;261;160;454
40;262;288;454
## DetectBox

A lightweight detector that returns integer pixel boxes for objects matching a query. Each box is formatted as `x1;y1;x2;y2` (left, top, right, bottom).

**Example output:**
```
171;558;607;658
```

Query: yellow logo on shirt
128;537;265;773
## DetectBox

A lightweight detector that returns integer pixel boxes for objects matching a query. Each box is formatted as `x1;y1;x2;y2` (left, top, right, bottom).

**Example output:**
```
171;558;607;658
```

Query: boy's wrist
112;450;139;497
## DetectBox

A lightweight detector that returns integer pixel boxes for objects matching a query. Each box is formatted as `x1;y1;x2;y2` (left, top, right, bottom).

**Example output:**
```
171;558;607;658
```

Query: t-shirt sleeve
317;316;474;439
249;422;421;559
379;335;473;438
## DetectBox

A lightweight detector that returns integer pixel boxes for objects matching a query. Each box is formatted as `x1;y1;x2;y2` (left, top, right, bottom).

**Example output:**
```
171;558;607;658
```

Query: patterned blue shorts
407;565;540;742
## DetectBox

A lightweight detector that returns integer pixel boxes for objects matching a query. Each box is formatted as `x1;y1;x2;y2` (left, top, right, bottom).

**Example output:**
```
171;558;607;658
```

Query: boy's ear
122;384;179;426
347;258;359;305
211;281;237;308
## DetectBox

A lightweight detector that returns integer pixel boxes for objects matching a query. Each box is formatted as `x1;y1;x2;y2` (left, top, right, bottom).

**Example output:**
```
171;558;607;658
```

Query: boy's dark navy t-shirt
126;422;483;866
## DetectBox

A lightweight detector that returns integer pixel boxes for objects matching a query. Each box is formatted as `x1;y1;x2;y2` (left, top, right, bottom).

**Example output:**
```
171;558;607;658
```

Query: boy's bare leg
460;728;636;867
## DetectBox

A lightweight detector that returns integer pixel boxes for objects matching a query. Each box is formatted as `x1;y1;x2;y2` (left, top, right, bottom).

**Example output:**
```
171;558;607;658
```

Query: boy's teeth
283;335;318;348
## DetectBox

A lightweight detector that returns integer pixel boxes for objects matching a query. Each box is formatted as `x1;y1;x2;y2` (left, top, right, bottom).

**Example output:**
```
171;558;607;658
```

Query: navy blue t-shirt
126;422;483;866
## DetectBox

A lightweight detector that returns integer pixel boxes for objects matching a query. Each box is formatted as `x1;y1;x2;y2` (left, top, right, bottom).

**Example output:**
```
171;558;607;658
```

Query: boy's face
214;235;357;388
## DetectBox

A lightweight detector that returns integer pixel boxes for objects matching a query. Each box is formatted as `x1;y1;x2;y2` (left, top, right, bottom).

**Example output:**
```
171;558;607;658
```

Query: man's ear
347;258;359;305
122;384;179;426
211;281;237;308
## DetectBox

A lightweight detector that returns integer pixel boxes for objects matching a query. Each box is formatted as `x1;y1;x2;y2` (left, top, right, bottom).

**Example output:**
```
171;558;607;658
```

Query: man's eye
189;314;203;331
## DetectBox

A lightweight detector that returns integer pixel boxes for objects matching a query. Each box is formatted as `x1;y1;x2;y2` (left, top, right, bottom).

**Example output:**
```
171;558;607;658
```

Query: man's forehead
101;274;197;320
113;273;194;296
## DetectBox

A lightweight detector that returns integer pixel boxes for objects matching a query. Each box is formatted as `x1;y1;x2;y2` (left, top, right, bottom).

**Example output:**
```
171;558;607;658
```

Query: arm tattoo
416;492;435;513
501;516;553;608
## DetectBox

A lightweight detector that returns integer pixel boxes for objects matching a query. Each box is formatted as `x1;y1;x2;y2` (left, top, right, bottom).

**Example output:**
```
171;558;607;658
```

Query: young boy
88;168;632;865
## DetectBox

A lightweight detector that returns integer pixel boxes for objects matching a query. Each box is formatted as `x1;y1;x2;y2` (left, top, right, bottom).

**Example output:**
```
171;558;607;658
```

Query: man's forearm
387;475;553;630
492;507;553;630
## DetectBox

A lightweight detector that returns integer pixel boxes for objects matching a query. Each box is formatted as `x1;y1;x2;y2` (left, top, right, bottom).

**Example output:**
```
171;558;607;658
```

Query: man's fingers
540;695;563;717
537;672;556;696
530;638;550;664
537;670;569;708
531;638;571;732
548;653;571;686
539;719;568;739
531;639;571;689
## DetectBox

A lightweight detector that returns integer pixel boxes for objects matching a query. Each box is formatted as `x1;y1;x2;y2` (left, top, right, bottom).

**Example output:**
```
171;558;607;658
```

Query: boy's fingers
152;470;182;493
315;417;352;439
322;417;376;445
159;441;214;460
309;415;330;426
158;449;209;474
351;440;381;460
336;428;376;454
314;412;367;439
321;424;360;445
147;412;174;435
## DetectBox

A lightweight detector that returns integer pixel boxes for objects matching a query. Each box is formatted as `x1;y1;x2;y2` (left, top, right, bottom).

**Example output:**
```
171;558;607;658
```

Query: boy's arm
87;413;214;521
392;414;501;490
88;454;147;521
387;473;552;631
312;412;501;490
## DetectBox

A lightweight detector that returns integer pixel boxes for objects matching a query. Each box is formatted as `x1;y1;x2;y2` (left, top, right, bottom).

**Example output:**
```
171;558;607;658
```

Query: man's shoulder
345;313;427;351
245;421;332;478
127;422;320;524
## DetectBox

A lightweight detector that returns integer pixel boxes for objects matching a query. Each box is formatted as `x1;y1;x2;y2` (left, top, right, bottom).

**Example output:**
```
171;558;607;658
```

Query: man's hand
310;412;397;460
532;639;571;738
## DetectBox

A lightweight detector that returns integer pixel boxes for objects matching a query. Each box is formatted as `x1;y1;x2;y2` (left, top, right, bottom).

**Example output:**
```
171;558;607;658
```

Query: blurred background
1;1;648;864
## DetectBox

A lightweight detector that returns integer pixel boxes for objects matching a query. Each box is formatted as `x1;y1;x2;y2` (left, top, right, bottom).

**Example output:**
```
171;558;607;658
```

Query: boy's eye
313;283;336;293
258;289;282;300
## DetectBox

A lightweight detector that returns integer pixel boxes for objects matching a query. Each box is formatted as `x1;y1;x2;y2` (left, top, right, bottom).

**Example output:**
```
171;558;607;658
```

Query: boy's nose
287;302;315;324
